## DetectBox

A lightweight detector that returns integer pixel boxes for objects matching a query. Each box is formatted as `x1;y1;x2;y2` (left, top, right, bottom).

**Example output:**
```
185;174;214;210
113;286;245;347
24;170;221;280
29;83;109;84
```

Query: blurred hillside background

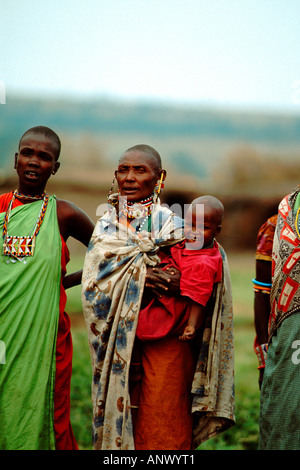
1;95;300;253
1;95;298;450
2;0;300;254
1;0;300;450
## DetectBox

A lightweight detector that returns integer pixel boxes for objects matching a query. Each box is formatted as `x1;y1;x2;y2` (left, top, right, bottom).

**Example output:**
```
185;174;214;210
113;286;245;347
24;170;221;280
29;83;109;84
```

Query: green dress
260;313;300;449
0;196;61;450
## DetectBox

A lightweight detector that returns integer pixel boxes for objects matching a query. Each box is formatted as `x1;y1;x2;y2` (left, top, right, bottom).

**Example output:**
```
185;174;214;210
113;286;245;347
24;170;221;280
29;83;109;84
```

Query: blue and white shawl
82;201;235;450
81;202;184;449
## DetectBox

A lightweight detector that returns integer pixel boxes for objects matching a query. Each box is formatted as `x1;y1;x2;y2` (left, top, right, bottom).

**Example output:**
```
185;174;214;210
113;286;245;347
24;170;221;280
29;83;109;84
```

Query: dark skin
116;149;181;297
119;148;182;383
56;199;95;288
254;259;272;388
14;132;95;288
145;264;180;297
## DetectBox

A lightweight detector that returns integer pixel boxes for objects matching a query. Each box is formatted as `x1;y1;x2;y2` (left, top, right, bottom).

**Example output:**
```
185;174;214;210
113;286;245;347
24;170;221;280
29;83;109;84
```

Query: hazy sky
1;0;300;112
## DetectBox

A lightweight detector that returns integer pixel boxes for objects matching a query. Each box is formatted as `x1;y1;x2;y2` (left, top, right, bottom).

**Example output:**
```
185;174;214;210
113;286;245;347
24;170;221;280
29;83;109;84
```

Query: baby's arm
179;300;206;341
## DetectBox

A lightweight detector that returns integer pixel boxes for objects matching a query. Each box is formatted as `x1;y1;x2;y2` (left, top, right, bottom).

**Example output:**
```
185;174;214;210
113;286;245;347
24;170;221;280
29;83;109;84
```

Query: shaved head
19;126;61;160
121;144;162;172
191;195;224;225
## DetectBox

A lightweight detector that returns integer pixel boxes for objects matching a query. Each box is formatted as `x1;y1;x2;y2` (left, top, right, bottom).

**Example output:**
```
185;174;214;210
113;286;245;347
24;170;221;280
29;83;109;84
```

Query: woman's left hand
145;265;181;297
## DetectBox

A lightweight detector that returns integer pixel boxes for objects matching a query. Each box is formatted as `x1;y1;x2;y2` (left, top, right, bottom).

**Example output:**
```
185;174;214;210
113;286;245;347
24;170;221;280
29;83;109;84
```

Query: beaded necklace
122;195;153;219
131;212;151;233
118;195;153;233
2;190;49;263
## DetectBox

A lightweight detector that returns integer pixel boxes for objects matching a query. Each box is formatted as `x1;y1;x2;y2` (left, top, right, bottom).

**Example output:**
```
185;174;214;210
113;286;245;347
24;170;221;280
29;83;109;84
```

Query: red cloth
0;192;77;450
0;191;18;212
55;238;78;450
255;215;278;261
137;240;222;341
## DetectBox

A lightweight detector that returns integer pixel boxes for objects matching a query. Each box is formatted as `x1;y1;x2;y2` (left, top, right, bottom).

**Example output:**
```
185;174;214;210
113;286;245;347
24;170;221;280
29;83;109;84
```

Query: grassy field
66;251;259;450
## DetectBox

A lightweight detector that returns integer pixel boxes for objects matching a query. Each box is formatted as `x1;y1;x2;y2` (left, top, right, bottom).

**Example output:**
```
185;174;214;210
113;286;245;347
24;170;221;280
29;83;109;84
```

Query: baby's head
185;195;224;249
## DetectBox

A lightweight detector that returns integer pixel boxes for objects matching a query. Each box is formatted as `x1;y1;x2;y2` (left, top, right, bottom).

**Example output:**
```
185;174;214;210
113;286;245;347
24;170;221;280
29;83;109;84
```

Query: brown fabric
132;336;197;450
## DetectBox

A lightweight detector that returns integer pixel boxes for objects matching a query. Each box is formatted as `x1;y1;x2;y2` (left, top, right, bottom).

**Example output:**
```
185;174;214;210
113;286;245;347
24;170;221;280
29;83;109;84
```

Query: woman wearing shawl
82;144;235;450
260;188;300;449
0;127;95;450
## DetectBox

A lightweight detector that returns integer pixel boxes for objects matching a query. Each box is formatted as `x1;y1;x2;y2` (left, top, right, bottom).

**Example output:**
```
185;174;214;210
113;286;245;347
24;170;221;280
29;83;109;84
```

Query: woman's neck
119;194;153;220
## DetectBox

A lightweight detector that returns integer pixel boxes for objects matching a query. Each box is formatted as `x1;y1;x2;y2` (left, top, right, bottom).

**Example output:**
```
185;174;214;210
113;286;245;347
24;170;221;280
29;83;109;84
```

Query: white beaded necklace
118;195;153;233
134;214;150;233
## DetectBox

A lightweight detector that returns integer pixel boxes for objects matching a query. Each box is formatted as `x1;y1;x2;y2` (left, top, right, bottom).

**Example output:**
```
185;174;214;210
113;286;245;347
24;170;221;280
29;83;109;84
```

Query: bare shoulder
56;198;82;218
56;198;95;244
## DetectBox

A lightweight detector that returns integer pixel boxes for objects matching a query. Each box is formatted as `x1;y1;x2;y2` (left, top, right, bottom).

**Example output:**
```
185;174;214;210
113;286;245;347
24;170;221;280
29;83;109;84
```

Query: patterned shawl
191;245;235;447
82;202;235;450
82;202;184;449
270;186;300;340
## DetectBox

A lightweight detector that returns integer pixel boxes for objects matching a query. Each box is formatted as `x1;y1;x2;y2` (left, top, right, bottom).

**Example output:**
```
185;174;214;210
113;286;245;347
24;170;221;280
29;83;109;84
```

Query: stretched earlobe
107;171;118;202
153;170;166;204
52;162;60;175
14;153;18;169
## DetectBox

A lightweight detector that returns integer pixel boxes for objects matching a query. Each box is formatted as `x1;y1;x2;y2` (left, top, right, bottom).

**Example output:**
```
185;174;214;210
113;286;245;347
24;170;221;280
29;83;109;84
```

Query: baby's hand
179;325;196;342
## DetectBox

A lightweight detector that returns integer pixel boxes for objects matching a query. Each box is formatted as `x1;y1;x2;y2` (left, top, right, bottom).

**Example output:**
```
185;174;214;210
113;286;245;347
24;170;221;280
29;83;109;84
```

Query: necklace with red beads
2;190;49;263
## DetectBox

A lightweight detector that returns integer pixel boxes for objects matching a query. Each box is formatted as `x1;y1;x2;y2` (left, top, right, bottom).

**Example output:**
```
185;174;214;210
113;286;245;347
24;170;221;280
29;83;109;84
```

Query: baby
136;195;224;342
178;195;224;341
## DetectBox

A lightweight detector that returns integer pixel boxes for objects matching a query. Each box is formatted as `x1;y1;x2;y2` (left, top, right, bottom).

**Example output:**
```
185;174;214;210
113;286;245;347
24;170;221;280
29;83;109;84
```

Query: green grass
69;329;93;449
67;251;260;450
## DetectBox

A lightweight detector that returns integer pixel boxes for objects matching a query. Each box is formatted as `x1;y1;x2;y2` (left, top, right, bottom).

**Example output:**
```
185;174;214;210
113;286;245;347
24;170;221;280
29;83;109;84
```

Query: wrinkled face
116;150;161;202
15;133;60;195
185;204;221;248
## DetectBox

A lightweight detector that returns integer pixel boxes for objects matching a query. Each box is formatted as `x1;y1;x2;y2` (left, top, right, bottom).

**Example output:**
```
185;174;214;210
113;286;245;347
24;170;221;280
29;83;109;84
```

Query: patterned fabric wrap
191;245;235;447
255;215;278;262
82;202;235;449
270;187;300;339
254;340;268;369
82;203;184;449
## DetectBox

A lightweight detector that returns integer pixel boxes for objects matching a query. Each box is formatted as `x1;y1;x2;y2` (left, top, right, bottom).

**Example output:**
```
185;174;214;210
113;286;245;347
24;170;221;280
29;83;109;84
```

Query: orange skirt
131;336;196;450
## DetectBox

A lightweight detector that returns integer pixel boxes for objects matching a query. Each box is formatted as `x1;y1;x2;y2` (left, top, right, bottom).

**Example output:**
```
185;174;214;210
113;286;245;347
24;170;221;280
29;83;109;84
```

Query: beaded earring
107;171;118;205
153;170;165;204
